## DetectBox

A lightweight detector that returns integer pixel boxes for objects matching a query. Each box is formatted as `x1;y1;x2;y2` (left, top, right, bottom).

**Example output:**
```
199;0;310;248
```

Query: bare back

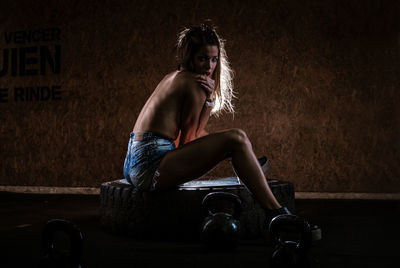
133;70;203;141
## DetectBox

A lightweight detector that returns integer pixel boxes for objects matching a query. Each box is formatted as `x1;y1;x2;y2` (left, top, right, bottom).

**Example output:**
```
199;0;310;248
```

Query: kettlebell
38;219;84;268
269;215;312;268
201;192;242;250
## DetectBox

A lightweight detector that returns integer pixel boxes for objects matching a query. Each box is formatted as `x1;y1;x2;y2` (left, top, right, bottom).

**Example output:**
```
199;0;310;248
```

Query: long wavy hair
176;23;235;115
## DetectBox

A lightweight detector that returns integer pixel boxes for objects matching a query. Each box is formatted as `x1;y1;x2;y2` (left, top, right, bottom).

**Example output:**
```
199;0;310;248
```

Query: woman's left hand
195;74;215;98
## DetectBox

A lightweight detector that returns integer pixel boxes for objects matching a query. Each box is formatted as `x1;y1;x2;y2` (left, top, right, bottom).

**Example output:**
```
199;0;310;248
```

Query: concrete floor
1;192;399;268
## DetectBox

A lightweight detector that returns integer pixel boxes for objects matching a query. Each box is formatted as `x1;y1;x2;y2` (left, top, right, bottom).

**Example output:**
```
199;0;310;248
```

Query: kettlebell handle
269;214;312;252
202;192;242;219
42;219;84;264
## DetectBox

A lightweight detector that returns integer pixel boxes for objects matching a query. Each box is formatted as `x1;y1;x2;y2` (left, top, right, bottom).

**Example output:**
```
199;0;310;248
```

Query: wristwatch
206;99;215;107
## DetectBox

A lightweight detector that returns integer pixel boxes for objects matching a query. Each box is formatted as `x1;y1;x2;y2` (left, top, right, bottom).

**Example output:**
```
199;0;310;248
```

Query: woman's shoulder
173;70;198;90
174;70;194;81
175;71;206;102
155;71;197;98
160;70;202;99
158;71;204;105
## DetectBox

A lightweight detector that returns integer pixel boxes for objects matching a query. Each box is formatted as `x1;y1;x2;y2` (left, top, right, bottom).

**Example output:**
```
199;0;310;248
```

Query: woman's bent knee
225;128;250;147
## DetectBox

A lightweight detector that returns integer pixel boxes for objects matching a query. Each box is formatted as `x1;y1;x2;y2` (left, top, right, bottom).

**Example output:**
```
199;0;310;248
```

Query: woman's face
192;45;218;78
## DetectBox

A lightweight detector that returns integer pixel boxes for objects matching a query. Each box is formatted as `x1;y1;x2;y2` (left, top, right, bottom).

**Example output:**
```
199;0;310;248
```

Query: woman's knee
224;128;251;147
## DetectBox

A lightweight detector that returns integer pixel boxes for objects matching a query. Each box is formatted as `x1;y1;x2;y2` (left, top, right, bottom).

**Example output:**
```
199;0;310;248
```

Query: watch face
206;101;214;107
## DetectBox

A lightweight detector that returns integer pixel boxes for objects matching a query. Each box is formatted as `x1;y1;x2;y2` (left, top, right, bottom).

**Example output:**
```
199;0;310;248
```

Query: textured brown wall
0;0;399;192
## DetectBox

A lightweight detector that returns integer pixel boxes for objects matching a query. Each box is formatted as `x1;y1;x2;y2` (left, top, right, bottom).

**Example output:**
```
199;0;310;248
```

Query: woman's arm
196;98;213;137
194;75;215;138
178;83;207;146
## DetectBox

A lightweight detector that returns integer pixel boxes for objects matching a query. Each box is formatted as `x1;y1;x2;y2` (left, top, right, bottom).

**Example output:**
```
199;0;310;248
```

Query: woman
123;23;292;224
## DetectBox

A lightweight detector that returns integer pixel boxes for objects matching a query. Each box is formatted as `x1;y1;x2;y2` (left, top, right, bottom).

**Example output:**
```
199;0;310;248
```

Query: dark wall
0;0;399;192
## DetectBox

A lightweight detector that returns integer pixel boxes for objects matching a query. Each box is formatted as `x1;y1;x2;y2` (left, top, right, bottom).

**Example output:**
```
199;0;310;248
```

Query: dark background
0;0;399;193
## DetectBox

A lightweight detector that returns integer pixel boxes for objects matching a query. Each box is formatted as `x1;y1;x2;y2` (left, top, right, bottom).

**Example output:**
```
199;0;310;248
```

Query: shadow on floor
0;192;399;268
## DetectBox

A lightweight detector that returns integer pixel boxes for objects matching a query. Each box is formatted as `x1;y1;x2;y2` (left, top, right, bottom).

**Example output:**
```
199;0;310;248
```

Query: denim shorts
123;132;175;191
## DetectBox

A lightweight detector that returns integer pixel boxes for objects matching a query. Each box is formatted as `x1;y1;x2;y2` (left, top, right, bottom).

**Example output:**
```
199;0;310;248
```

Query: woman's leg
156;128;281;210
